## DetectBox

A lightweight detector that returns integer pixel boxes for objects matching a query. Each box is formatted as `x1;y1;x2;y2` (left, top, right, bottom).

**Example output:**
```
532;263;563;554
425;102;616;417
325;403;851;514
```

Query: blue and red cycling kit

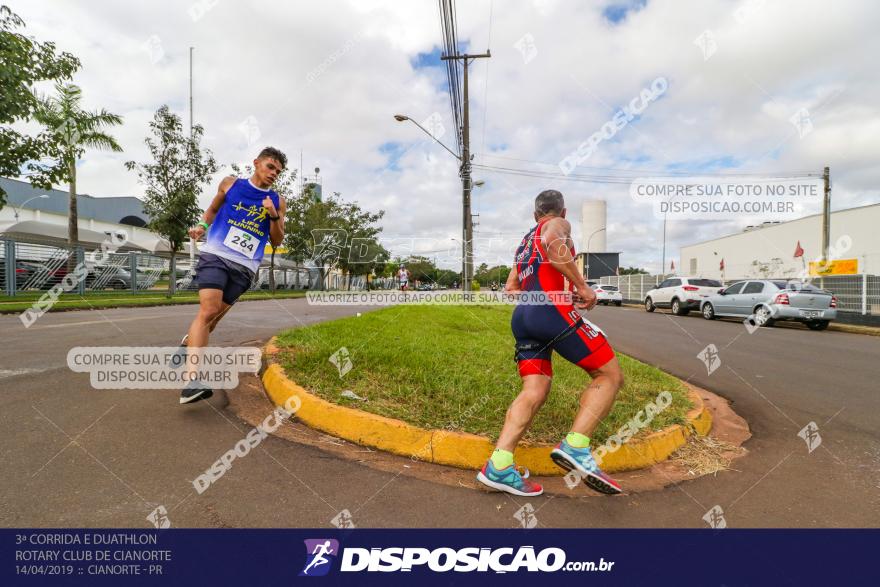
511;218;615;378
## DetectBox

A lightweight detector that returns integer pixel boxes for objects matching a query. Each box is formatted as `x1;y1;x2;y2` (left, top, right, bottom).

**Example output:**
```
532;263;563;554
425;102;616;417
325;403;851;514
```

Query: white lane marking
23;315;168;329
0;368;46;379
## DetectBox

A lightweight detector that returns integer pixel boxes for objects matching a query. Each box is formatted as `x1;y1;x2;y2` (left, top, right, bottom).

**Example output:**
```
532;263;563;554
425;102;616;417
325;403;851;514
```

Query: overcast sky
9;0;880;272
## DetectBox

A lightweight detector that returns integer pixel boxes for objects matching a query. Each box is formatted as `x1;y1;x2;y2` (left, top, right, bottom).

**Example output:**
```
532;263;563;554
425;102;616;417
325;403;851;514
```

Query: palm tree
35;83;122;250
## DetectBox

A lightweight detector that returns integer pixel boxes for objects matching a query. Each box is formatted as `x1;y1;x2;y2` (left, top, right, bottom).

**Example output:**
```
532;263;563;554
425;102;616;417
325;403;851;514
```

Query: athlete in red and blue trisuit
476;190;624;496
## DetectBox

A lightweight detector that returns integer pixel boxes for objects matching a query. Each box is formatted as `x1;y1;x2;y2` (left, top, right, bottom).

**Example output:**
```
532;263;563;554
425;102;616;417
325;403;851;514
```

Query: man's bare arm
189;176;234;239
542;218;587;288
205;176;234;224
268;197;285;247
505;264;521;292
542;217;596;310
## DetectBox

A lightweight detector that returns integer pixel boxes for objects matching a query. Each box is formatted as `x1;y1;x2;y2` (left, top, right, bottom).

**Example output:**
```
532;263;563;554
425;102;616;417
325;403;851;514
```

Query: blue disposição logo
300;539;340;577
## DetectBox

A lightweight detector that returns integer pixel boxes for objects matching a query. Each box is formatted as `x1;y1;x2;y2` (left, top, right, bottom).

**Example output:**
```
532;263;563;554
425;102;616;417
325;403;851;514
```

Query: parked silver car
700;280;838;330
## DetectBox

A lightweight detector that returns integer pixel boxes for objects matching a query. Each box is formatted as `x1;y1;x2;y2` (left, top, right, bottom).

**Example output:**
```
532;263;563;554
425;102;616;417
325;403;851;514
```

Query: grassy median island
0;289;307;313
274;304;692;445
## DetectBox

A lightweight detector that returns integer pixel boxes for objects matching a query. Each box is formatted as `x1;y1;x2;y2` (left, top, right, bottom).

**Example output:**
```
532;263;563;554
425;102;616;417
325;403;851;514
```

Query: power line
438;0;464;154
477;153;820;177
478;0;493;162
472;162;820;184
473;153;820;178
475;0;494;230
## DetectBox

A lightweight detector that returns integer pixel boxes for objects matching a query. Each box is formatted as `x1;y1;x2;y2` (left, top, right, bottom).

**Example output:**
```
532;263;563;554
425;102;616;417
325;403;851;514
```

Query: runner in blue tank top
179;147;287;404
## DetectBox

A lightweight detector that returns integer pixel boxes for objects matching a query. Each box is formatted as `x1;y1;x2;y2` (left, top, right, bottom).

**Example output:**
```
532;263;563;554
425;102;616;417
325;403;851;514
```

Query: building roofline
0;176;140;202
681;201;880;249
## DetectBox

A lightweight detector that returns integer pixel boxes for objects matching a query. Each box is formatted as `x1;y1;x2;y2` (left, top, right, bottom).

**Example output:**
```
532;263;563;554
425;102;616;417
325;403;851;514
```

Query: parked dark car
87;265;146;290
2;259;75;291
1;259;45;289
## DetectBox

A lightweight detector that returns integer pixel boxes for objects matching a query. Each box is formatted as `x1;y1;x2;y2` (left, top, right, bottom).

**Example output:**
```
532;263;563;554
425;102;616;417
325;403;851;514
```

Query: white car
644;276;724;315
591;283;623;306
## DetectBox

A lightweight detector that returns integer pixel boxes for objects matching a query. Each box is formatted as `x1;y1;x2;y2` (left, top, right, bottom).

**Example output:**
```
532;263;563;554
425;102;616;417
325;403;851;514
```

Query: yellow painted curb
262;339;712;475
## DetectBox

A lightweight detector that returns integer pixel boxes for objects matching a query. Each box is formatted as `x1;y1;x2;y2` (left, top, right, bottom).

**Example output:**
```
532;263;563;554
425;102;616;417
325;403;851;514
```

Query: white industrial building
0;177;353;293
679;203;880;280
0;177;163;251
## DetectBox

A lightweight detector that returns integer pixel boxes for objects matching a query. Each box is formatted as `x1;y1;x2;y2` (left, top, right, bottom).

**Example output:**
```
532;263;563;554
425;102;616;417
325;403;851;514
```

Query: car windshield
689;279;722;287
601;285;618;291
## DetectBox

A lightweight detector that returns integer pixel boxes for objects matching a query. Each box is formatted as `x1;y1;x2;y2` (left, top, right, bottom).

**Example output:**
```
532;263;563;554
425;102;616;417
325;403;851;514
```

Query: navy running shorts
193;252;255;305
511;304;615;378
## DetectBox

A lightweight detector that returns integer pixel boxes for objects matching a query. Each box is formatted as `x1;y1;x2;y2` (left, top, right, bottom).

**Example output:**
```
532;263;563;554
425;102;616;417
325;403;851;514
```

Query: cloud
9;0;879;273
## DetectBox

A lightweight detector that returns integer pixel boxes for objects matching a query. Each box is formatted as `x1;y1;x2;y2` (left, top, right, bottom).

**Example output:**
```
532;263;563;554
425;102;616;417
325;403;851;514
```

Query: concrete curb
262;338;712;476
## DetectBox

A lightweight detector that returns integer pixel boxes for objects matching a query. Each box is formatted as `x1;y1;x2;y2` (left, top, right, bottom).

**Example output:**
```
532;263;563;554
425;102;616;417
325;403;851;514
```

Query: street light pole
392;115;460;159
395;106;490;293
12;194;50;222
585;227;606;281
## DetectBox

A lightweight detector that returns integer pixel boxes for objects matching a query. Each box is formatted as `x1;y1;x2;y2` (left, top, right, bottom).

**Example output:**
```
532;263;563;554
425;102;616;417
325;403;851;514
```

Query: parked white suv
644;276;724;316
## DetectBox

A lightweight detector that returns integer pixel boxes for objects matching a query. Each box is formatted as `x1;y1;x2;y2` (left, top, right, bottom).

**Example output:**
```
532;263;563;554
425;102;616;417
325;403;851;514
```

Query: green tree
0;6;80;208
33;82;122;252
619;266;648;275
435;269;460;287
401;255;437;284
347;239;390;289
381;258;402;278
126;105;217;296
283;189;384;290
474;264;510;285
284;190;343;288
231;162;298;291
335;195;385;289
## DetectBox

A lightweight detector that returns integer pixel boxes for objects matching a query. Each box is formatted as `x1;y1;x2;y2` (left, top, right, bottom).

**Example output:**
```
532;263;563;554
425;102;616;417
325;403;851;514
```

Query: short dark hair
535;189;564;216
257;146;287;169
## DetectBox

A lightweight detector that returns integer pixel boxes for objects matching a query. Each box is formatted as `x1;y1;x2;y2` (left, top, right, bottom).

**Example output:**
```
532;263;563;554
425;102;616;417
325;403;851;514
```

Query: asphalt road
1;298;878;528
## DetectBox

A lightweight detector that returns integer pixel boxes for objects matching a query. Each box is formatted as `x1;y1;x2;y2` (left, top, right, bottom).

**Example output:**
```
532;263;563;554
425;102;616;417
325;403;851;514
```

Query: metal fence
597;273;880;315
1;237;387;297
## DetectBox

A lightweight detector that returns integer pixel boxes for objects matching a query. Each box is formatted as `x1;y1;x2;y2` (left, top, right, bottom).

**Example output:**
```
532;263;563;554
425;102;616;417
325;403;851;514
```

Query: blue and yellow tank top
200;178;280;273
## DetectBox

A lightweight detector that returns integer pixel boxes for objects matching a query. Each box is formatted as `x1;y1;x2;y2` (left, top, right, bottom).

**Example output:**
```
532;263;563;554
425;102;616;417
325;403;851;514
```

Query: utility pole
661;211;667;277
189;47;194;136
186;46;195;291
821;166;831;260
441;51;490;292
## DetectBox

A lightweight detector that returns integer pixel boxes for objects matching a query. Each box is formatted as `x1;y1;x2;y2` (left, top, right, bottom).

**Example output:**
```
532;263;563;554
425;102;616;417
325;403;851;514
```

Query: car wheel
614;301;622;307
702;303;715;320
645;297;655;312
806;320;829;331
671;298;689;316
754;306;776;327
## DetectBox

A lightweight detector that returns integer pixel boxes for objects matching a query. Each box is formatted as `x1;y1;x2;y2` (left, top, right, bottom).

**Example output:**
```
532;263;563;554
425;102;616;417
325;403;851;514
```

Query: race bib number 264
223;226;259;258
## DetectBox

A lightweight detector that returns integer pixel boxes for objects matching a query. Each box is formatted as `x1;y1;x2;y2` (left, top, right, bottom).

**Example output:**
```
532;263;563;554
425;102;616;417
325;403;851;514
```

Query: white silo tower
581;200;607;254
